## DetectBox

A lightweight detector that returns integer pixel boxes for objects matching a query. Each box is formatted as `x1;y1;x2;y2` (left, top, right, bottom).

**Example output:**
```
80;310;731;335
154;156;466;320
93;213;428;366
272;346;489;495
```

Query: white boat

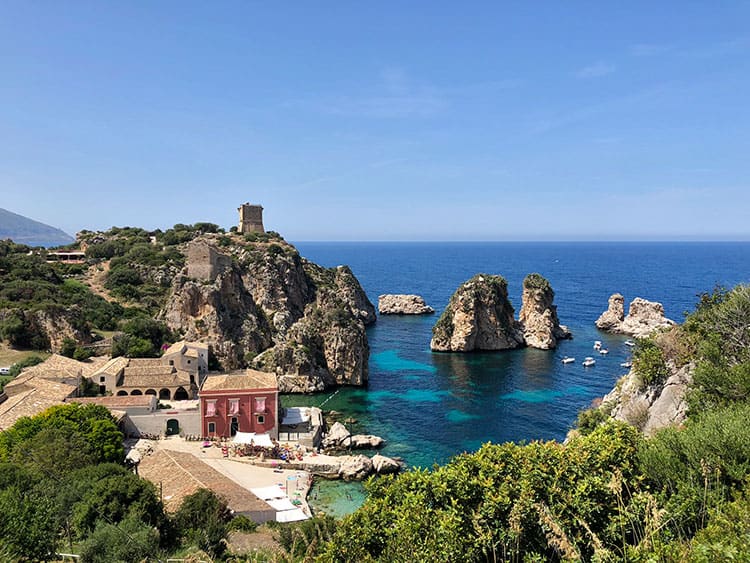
593;341;602;350
624;340;636;347
620;361;633;368
583;357;596;367
599;349;609;355
561;356;575;364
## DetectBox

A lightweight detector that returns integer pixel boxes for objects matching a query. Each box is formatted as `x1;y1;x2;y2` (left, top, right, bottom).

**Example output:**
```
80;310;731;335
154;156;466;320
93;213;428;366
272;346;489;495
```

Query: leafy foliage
633;337;669;388
174;488;232;558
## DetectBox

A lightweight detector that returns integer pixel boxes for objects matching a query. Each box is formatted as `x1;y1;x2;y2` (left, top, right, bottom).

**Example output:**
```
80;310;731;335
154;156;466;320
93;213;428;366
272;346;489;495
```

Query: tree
79;515;160;563
174;488;232;558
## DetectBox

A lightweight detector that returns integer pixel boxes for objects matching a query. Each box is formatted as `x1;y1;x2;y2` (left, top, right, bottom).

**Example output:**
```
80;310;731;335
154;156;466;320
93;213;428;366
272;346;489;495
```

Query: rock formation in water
378;294;435;315
430;274;525;352
160;234;375;391
517;273;572;349
595;294;674;338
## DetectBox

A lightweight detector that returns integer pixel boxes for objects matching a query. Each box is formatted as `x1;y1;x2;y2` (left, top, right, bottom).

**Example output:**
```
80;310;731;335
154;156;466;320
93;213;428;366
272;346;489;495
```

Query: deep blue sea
285;242;750;516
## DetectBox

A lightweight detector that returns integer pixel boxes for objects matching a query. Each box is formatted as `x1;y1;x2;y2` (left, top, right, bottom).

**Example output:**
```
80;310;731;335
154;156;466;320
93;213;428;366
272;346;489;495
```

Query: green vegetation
0;403;262;560
523;272;552;292
633;336;670;388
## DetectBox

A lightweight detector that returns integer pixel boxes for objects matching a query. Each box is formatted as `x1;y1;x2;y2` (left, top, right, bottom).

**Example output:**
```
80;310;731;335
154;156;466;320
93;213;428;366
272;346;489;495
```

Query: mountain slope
0;207;74;247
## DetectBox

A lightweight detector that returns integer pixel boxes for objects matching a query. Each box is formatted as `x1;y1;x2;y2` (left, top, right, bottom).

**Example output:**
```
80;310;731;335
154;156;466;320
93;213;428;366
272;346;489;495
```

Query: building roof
120;366;192;389
162;340;207;357
0;378;77;430
138;449;272;515
201;369;277;392
91;356;130;378
67;395;156;408
22;353;104;380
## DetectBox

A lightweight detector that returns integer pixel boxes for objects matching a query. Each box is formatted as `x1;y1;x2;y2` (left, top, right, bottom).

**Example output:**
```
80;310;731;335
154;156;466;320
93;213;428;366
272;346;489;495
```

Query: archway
166;419;180;436
117;390;128;396
159;388;171;400
174;386;189;401
130;389;143;396
145;389;157;396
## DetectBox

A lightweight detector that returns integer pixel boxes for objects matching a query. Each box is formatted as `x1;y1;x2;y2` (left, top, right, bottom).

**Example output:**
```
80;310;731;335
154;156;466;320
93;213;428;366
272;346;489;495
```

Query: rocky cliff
595;294;675;337
518;273;571;349
430;274;525;352
160;234;375;391
378;294;434;315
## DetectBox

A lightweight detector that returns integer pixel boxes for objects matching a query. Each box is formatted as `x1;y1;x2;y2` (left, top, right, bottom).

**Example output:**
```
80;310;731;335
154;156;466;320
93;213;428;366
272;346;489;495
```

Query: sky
1;2;749;241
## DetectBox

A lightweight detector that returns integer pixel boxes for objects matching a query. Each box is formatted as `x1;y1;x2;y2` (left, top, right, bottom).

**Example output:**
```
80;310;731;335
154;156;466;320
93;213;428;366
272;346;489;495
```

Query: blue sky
1;2;749;240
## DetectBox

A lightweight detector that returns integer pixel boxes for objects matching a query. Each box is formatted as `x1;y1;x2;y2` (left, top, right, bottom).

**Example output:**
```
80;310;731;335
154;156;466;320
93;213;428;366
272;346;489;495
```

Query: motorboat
620;361;633;368
624;340;636;347
593;341;602;350
561;356;576;364
583;357;596;367
599;349;609;355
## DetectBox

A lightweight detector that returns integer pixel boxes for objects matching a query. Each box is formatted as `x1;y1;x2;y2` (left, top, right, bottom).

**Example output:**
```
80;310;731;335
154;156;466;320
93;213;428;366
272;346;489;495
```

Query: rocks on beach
595;293;675;338
322;421;385;450
378;294;435;315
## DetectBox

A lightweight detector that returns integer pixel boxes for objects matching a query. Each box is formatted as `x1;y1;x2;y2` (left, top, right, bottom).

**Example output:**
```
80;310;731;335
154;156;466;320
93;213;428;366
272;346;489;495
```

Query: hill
0;207;74;247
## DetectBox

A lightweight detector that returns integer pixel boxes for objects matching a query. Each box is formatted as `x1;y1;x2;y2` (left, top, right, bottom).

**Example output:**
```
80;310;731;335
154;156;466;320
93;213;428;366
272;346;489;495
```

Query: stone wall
186;241;232;282
128;410;202;437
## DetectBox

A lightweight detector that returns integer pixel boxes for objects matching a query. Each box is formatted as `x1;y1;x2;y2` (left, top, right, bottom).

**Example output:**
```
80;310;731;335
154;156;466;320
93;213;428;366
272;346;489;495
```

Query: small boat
593;341;602;350
624;340;636;347
620;361;633;368
599;349;609;355
583;357;596;367
561;356;575;364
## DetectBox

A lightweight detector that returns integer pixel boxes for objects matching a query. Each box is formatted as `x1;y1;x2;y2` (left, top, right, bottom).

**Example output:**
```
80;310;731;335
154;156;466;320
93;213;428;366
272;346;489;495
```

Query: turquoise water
287;242;750;516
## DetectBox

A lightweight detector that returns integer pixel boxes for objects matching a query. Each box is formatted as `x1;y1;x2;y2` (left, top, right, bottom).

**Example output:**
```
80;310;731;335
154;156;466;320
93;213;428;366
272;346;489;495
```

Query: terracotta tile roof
67;395;156;408
138;449;272;516
163;341;207;357
0;378;77;430
22;353;103;380
91;356;130;377
202;369;277;392
120;368;192;389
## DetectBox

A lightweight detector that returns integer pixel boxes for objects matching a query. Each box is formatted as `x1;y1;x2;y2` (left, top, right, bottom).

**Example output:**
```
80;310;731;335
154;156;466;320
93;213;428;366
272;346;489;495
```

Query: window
100;376;106;383
257;415;265;424
205;400;217;417
254;397;266;413
208;422;215;434
187;359;191;364
169;360;174;366
229;399;240;415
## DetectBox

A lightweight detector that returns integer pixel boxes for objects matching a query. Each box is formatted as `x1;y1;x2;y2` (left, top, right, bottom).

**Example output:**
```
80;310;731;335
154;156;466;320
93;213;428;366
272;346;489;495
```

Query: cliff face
160;235;375;391
595;294;674;337
430;274;524;352
601;362;692;437
518;273;571;350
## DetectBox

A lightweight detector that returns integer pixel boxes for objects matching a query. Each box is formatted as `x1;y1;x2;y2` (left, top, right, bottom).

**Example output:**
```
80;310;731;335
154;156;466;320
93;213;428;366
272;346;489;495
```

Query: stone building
90;340;207;400
238;203;264;234
200;369;278;439
185;241;232;282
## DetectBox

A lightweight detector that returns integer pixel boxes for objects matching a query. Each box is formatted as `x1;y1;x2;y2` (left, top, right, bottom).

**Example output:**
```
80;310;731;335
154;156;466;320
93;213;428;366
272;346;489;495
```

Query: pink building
199;369;278;439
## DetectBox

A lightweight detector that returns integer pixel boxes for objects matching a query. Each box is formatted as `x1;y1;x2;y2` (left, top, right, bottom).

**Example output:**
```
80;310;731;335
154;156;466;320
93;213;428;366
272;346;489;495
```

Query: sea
284;242;750;517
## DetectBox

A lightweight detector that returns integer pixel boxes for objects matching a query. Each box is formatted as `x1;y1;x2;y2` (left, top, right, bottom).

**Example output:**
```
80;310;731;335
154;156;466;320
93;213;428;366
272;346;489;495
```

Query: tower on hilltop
238;203;265;234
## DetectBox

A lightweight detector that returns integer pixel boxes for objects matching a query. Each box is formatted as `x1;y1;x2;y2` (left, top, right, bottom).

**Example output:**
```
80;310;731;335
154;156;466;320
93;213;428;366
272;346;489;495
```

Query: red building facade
199;370;279;439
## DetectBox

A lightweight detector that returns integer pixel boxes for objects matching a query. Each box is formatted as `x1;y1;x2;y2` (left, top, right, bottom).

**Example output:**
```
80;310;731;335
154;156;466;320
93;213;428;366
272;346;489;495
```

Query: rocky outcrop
430;274;524;352
599;362;692;437
372;454;402;475
0;307;94;353
322;421;385;450
338;455;373;481
378;294;435;315
431;273;570;352
596;294;674;338
518;274;571;350
160;234;375;389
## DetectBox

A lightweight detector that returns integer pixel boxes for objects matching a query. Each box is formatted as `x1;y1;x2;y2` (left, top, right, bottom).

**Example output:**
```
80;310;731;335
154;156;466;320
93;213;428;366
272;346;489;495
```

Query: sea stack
518;273;572;349
378;294;435;315
430;274;524;352
595;294;674;338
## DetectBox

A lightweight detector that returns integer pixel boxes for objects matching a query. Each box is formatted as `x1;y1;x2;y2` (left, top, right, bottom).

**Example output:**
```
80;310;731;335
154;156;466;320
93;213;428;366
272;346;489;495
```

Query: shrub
633;338;669;388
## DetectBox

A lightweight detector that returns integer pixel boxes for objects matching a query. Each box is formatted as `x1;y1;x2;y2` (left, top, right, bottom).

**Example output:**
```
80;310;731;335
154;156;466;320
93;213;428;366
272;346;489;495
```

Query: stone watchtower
238;203;265;234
